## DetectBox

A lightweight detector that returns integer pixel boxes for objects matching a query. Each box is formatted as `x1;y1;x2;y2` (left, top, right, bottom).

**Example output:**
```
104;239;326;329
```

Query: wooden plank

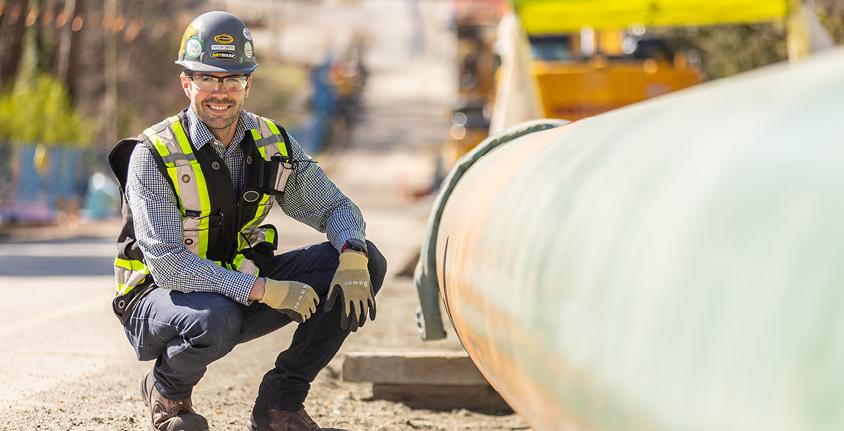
372;384;512;412
342;351;489;385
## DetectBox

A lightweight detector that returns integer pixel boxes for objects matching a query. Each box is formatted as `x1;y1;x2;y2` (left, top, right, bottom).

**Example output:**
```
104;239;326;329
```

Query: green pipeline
416;48;844;430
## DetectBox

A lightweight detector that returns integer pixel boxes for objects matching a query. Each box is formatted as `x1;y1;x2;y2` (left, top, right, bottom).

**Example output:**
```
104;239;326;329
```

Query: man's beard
196;97;241;131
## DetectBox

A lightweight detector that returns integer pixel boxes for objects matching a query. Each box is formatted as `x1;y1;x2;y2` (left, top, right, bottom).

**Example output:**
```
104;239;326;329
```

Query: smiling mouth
205;102;233;113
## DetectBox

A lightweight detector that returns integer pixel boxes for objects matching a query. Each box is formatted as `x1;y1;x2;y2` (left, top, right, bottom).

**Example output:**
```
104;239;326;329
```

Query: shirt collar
185;106;259;150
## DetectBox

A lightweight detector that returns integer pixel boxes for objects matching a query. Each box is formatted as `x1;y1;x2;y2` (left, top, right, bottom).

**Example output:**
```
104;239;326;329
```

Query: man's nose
211;81;227;93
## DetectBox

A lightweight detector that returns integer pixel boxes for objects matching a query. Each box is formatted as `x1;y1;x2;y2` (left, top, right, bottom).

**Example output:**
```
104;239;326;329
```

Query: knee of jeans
188;296;243;354
365;240;388;294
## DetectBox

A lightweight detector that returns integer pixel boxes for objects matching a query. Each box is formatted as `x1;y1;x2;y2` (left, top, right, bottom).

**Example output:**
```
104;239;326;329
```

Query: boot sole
140;371;151;407
140;372;152;430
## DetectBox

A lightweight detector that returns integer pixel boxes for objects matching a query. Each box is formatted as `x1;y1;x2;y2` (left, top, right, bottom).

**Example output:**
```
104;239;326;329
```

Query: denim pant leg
123;288;245;400
248;240;387;412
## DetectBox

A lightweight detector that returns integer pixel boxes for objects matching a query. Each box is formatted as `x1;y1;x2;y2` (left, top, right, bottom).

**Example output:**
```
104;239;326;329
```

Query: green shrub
0;74;92;147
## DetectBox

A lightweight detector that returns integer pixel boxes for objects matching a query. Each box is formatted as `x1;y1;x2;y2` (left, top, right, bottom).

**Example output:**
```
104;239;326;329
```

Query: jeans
123;241;387;411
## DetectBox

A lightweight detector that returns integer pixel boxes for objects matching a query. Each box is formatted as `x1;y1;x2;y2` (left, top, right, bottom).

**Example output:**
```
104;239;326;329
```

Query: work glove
260;278;319;323
325;251;374;332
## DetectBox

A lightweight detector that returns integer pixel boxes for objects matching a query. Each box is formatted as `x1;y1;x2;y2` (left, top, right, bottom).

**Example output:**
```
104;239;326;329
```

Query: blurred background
0;0;842;229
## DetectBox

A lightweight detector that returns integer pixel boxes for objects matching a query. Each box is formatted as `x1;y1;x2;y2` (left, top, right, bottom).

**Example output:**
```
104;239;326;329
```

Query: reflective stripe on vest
232;115;291;275
253;115;294;194
146;117;213;258
115;114;289;292
114;257;149;295
114;117;213;294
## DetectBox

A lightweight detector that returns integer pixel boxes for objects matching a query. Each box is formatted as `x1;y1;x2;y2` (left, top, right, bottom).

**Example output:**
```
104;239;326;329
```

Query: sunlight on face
180;72;251;133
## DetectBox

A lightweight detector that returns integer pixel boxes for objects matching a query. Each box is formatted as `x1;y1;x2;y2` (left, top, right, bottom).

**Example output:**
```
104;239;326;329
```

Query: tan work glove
325;251;374;331
260;278;319;323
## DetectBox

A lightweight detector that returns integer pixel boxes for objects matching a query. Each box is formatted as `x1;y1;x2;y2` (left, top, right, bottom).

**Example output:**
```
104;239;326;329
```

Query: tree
0;0;30;87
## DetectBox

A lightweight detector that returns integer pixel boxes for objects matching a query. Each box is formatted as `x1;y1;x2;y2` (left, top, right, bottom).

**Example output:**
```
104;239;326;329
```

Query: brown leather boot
246;407;321;431
141;371;209;431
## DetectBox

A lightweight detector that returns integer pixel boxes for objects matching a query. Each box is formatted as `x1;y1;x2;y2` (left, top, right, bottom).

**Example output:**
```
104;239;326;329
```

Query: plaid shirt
125;107;366;304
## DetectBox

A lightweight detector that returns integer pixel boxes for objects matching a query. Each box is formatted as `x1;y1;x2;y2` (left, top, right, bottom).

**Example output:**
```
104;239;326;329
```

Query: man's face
180;72;252;132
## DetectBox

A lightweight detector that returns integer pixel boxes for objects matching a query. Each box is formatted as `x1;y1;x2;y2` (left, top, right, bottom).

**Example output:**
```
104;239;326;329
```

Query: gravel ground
3;269;529;431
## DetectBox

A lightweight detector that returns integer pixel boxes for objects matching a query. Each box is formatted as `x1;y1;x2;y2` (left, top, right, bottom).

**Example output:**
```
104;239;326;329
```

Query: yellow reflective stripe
232;253;260;276
264;226;276;245
257;193;271;210
260;117;289;158
169;117;194;157
232;253;245;270
144;127;170;158
237;193;272;251
114;257;149;273
114;257;149;295
250;128;268;159
168;120;205;213
194;167;210;259
239;119;278;251
170;119;212;258
253;116;281;160
255;117;286;161
145;128;182;201
116;283;132;295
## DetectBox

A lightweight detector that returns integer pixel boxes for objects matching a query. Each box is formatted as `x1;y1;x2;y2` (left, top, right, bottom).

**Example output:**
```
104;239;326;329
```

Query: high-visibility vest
112;112;291;301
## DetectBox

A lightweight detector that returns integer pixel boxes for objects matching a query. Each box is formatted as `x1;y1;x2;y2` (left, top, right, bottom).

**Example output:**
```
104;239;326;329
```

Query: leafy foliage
653;1;843;80
0;74;92;146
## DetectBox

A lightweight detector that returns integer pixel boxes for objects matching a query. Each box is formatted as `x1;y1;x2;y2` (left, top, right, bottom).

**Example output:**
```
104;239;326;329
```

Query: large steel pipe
415;49;844;430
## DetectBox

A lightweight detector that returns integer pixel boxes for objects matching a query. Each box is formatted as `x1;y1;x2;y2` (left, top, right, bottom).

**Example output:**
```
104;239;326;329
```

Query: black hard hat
175;11;258;74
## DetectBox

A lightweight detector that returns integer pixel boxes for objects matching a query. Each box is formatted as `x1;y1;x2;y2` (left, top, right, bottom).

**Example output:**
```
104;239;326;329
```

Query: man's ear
244;75;253;98
180;72;192;98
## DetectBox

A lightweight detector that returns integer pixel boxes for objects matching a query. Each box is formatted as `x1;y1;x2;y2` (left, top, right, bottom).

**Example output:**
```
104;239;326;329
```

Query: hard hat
175;11;258;74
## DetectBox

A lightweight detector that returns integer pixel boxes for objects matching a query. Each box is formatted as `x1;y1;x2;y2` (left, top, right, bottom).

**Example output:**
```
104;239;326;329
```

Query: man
108;11;387;431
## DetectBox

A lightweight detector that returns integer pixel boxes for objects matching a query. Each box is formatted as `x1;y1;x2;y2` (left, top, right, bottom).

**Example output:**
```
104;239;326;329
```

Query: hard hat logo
185;39;202;59
178;24;199;58
175;11;258;74
213;34;234;44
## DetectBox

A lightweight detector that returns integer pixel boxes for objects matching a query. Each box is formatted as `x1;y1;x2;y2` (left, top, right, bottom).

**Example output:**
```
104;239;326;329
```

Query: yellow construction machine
445;0;822;162
527;30;701;121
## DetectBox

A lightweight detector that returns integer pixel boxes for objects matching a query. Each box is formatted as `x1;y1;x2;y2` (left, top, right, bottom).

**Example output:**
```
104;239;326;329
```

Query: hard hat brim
176;60;258;75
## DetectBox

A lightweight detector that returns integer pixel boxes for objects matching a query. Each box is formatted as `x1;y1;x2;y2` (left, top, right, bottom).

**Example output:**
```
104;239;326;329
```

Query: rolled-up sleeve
125;144;256;304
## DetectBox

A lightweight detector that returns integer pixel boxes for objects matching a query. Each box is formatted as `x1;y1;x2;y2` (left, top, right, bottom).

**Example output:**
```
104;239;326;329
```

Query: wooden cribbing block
342;351;512;412
343;351;489;385
371;383;512;412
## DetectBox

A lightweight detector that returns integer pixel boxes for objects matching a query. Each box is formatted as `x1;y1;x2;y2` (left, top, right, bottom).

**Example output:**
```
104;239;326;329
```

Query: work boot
246;406;321;431
141;371;209;431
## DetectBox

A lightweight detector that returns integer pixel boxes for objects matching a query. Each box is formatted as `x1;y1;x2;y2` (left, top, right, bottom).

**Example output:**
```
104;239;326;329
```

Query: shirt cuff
333;229;365;252
222;270;258;305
